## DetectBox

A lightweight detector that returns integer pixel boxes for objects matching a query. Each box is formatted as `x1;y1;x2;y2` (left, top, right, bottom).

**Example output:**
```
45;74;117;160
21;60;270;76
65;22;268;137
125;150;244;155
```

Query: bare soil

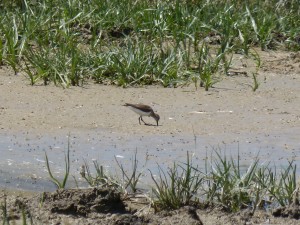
2;187;300;225
0;48;300;224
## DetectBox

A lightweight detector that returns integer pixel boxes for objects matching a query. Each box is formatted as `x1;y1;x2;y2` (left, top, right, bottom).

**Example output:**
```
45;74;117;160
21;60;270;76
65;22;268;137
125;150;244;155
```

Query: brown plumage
123;103;160;126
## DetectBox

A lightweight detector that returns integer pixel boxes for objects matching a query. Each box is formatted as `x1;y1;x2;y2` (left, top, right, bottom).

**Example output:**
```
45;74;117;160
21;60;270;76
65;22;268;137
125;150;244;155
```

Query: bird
123;103;160;126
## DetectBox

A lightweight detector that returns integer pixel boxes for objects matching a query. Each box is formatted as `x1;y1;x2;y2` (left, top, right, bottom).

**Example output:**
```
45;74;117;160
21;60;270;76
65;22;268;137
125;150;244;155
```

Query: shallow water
0;127;299;192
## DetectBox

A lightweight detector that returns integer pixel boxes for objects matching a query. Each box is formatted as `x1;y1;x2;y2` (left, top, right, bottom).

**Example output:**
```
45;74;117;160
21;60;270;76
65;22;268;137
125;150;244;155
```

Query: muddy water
0;127;299;192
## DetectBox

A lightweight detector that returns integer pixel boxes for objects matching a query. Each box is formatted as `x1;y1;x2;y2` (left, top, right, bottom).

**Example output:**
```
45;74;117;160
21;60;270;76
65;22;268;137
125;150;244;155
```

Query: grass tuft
44;137;70;189
115;149;147;194
150;152;203;211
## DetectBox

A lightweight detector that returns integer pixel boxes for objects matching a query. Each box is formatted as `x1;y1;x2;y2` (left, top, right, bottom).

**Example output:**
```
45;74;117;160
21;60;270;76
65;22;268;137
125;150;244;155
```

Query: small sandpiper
123;103;160;126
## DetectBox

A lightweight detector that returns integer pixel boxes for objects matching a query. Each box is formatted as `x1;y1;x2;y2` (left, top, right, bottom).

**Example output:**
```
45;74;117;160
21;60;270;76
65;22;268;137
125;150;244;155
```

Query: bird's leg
139;116;142;125
140;116;147;125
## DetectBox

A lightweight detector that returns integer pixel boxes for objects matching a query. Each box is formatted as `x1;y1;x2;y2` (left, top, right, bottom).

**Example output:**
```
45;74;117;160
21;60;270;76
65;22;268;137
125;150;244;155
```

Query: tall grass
80;150;147;194
150;152;203;211
115;149;147;194
1;16;21;75
80;159;120;190
44;138;70;189
148;149;299;212
1;195;9;225
0;0;298;88
201;150;261;212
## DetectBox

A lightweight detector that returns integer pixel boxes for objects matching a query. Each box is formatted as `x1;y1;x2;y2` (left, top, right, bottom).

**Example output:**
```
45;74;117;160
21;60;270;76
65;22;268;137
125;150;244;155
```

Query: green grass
115;149;147;194
150;152;203;211
201;150;261;212
1;195;9;225
0;0;298;88
146;149;299;213
44;137;70;189
80;159;121;190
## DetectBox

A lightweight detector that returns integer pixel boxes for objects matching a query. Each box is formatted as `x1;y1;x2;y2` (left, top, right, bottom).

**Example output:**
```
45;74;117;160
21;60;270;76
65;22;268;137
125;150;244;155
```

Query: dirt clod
273;204;300;219
42;188;126;216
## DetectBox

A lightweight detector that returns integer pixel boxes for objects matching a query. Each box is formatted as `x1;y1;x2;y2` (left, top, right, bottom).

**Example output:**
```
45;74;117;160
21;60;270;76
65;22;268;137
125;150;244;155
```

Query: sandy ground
0;49;300;224
0;50;299;138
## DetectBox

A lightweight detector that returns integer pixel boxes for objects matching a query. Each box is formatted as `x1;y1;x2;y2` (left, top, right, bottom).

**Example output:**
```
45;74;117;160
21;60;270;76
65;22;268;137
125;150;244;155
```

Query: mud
2;188;300;225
